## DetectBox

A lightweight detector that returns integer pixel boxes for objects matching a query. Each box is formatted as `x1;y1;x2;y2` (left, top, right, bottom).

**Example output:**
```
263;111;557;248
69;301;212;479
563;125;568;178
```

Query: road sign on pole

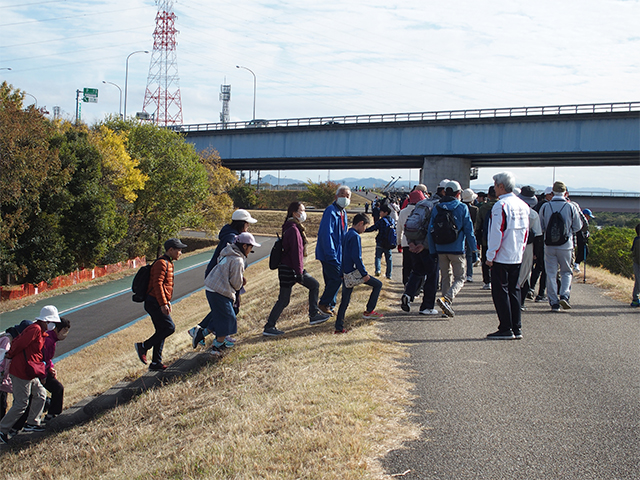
82;88;98;103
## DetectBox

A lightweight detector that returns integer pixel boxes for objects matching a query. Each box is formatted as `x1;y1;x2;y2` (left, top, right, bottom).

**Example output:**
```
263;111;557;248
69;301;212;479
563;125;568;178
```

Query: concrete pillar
420;156;472;194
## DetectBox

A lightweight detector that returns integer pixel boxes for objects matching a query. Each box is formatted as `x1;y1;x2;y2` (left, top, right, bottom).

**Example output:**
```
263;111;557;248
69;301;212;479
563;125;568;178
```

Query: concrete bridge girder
420;156;472;194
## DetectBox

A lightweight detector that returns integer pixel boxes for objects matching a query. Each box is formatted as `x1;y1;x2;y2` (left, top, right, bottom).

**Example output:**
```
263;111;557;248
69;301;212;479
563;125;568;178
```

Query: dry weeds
0;236;419;479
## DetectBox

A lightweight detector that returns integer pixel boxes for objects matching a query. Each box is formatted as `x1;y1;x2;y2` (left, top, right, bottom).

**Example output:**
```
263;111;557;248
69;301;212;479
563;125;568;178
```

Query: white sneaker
466;276;473;282
419;308;440;315
482;283;491;290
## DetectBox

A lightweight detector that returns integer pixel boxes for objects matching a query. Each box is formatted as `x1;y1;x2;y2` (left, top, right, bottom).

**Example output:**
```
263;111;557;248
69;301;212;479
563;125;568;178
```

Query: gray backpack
404;199;436;242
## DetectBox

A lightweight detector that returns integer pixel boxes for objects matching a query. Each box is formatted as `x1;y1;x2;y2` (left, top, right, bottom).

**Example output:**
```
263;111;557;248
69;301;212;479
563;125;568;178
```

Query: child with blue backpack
364;204;397;279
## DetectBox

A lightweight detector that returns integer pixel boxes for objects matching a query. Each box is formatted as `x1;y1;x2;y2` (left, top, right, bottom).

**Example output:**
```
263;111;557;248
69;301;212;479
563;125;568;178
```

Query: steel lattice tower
142;0;183;125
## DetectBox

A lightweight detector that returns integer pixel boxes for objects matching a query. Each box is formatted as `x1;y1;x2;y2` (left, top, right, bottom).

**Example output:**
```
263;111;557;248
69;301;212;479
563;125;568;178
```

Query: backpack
404;200;435;242
131;258;161;302
269;233;283;270
379;218;397;249
430;205;459;245
544;203;569;246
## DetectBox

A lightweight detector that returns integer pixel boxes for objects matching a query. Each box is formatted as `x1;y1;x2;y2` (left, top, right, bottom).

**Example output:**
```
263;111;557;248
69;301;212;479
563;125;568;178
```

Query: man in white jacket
485;172;530;340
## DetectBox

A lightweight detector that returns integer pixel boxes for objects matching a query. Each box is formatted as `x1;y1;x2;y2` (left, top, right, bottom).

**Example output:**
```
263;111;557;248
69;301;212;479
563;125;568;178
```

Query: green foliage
302;180;340;209
587;226;636;278
229;183;259;209
590;211;640;229
255;190;303;210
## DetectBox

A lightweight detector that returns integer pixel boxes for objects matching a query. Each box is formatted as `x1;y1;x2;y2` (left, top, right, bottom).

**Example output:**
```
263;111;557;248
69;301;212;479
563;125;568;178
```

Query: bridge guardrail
173;101;640;133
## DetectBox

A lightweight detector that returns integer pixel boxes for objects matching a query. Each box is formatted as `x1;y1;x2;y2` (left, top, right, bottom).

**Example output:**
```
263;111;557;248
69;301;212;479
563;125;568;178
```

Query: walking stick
583;244;587;283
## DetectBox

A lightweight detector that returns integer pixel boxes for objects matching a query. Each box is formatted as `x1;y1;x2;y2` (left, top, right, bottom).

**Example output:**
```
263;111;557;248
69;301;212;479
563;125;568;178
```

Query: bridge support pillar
420;156;472;193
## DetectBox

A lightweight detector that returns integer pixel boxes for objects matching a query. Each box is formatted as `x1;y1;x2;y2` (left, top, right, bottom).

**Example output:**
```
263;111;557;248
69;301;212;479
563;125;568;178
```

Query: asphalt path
380;257;640;479
0;236;275;360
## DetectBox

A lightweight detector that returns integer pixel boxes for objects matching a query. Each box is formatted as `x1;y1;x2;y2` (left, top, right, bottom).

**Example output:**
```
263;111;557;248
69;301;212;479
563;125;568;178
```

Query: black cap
520;186;536;198
164;238;188;251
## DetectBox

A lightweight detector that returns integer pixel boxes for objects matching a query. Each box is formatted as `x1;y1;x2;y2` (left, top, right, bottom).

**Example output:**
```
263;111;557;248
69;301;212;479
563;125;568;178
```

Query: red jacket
6;323;45;380
147;255;174;306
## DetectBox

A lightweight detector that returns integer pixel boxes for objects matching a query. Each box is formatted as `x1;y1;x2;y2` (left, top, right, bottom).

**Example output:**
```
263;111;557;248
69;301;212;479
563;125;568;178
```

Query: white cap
438;179;451;188
231;209;258;224
445;180;462;193
461;188;477;203
235;232;261;247
544;186;553;195
36;305;61;323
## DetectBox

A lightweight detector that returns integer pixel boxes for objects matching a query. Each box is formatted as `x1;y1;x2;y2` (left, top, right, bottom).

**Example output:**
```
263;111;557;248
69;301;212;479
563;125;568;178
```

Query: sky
1;0;639;192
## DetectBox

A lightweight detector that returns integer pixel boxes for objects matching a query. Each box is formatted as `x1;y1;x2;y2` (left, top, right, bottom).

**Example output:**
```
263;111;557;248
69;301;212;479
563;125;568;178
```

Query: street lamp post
236;65;256;120
23;92;37;108
124;50;149;119
102;81;123;118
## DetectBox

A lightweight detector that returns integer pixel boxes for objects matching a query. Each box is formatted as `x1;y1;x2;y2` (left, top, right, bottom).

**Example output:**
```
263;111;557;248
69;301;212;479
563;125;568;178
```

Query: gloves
397;246;403;253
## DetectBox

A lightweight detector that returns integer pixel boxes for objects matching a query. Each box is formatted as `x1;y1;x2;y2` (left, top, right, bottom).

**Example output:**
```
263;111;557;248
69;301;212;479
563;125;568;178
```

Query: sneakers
318;304;335;316
551;304;561;312
559;296;572;310
374;271;381;277
573;264;581;273
631;299;640;307
419;308;440;315
437;297;455;317
513;330;523;340
362;310;383;319
401;294;411;312
309;312;331;325
466;276;473;282
334;328;349;334
263;326;285;336
482;283;491;290
212;338;235;351
188;327;206;348
534;294;547;303
0;431;8;444
23;423;45;432
526;289;535;300
134;342;147;365
149;362;168;371
487;330;515;340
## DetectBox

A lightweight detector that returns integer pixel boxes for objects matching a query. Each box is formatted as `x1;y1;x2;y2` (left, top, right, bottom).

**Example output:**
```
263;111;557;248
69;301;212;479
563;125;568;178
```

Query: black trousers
404;250;439;310
143;295;176;364
490;262;522;333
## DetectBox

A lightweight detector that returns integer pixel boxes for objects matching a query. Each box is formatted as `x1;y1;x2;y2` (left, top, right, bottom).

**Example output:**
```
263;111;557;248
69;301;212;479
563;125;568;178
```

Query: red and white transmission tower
142;0;183;125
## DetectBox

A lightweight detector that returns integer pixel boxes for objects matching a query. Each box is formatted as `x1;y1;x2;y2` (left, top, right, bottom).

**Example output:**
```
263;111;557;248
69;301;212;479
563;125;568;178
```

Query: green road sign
82;87;98;103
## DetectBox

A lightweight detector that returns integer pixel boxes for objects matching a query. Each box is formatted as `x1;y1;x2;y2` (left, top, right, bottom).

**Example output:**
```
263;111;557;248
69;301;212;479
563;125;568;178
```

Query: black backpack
545;203;569;246
269;233;283;270
131;258;161;302
430;205;459;245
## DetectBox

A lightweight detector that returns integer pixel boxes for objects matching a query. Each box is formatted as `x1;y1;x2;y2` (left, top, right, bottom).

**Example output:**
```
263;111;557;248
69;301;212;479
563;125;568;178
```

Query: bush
255;190;303;209
587;226;635;278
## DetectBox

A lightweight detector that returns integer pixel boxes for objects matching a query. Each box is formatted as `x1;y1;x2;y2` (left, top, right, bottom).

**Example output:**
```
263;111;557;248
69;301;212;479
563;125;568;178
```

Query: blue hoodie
341;227;368;277
427;196;477;255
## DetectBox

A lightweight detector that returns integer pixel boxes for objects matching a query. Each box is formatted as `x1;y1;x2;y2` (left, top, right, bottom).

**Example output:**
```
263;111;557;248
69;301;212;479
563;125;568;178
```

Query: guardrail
172;101;640;133
569;191;640;198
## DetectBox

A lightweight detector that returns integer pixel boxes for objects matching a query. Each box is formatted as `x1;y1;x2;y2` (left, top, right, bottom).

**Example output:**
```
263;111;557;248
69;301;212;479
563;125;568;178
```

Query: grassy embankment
0;211;419;479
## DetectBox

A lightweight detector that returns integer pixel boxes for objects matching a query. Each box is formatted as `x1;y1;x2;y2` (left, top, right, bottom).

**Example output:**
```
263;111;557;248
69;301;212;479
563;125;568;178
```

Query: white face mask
336;197;350;209
47;323;57;331
297;211;307;222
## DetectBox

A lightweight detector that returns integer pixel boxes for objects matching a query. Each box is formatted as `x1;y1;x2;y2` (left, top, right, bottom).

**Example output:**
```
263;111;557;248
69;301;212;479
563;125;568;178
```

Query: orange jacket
146;255;174;306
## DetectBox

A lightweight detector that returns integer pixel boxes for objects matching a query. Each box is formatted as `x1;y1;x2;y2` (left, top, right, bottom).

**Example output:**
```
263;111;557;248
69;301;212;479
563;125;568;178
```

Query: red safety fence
0;257;146;301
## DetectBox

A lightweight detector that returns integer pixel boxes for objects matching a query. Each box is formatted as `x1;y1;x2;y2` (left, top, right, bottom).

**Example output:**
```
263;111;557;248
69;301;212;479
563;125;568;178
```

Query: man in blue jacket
316;185;351;315
427;180;477;317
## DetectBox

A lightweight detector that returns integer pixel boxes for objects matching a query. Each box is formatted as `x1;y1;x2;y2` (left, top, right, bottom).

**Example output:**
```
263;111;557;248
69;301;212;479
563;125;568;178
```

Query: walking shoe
573;264;580;273
466;276;473;282
551;304;561;312
149;362;168;371
318;304;335;316
401;294;411;312
526;289;535;300
134;342;147;365
487;330;515;340
559;296;572;310
386;275;392;280
362;310;383;319
419;308;440;315
188;327;206;347
212;338;235;351
482;283;491;290
0;431;9;444
263;326;285;336
8;428;20;437
437;297;455;317
513;330;523;339
23;423;45;432
374;271;381;277
334;328;349;334
225;335;236;344
535;294;547;303
631;299;640;307
309;312;331;325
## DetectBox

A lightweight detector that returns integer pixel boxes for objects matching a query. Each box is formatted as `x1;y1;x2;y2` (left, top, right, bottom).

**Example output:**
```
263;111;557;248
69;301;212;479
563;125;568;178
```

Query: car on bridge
247;119;269;128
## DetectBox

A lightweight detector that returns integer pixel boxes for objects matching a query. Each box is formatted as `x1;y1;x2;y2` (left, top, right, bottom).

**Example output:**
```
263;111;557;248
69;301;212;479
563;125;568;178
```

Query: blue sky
1;0;639;191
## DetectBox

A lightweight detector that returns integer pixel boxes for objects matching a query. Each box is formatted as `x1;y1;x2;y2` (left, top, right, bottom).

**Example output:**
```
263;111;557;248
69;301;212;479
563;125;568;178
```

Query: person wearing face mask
316;185;351;316
264;202;331;336
0;305;61;444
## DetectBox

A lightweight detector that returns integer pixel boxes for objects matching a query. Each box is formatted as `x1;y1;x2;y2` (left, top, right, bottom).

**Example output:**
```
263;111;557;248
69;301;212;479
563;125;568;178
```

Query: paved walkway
381;256;640;479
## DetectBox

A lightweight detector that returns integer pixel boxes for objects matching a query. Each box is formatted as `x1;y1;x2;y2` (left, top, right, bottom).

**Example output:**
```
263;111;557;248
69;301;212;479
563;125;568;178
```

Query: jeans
205;290;237;338
143;295;176;365
438;253;466;302
490;262;522;333
544;246;573;306
335;276;383;331
266;272;320;328
404;250;439;310
375;245;393;278
465;244;476;278
319;261;342;308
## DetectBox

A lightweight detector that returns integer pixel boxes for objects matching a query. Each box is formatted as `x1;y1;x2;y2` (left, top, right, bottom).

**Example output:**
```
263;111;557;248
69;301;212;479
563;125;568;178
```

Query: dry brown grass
0;236;419;479
580;264;636;304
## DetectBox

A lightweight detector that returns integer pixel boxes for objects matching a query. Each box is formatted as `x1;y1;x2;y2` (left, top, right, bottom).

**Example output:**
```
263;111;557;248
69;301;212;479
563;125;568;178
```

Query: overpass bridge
179;101;640;193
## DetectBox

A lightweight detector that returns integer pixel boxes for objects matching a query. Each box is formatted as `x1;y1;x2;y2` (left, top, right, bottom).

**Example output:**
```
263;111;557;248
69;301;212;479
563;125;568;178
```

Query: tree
197;148;237;234
302;180;340;209
229;182;258;209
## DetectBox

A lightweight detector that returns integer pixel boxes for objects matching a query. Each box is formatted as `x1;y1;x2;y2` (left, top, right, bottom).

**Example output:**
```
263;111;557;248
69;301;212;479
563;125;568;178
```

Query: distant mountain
251;174;303;186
